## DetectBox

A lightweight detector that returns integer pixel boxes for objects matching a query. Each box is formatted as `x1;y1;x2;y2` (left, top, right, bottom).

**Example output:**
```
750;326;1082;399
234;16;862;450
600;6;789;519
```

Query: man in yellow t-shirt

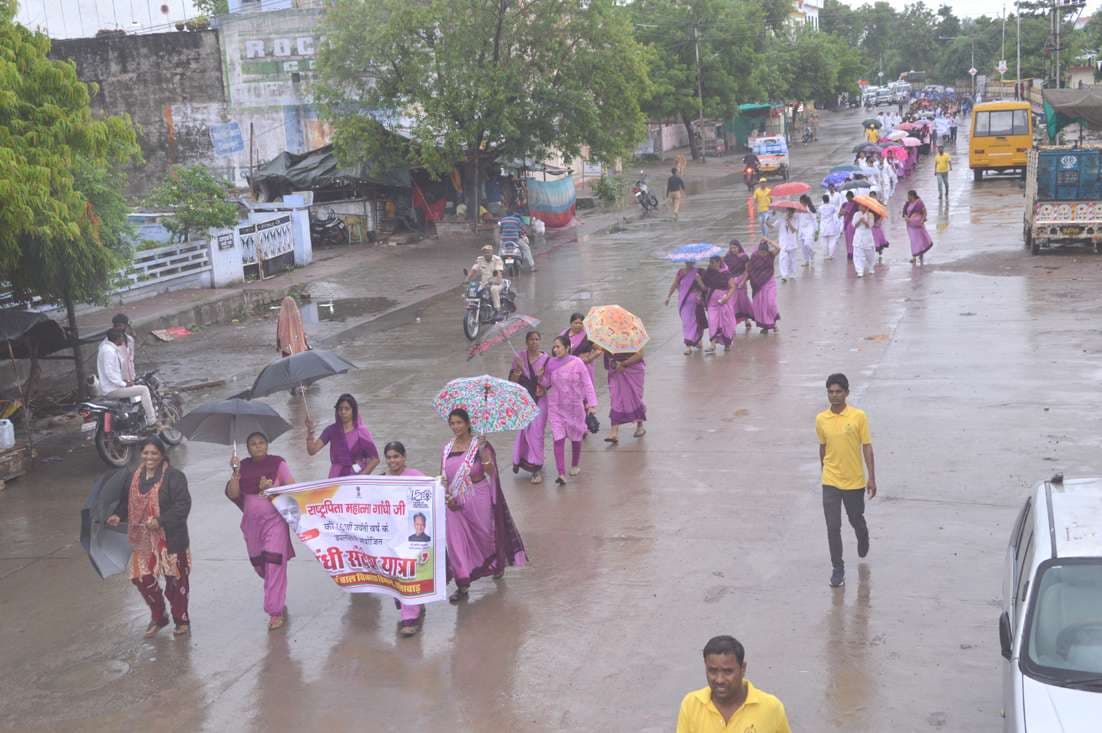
752;179;772;237
676;635;792;733
934;145;952;200
815;372;877;588
865;125;879;144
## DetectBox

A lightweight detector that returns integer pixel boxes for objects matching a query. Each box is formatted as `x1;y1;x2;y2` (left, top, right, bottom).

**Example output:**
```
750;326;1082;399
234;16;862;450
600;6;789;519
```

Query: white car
1000;475;1102;732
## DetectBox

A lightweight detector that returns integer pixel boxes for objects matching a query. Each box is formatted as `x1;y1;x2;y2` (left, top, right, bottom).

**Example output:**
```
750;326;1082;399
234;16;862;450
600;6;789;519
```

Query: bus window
974;109;1029;137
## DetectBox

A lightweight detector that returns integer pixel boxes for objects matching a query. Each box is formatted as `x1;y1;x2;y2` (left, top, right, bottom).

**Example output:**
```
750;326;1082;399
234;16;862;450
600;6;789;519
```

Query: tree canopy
146;165;240;243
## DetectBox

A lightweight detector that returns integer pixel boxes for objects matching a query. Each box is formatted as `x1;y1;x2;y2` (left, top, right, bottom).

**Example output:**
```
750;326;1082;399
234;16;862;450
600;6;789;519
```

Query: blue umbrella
822;172;850;188
666;243;723;263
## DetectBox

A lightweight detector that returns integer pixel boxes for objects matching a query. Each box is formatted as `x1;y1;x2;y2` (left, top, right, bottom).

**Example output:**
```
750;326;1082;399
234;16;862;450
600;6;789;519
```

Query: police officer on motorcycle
467;245;505;317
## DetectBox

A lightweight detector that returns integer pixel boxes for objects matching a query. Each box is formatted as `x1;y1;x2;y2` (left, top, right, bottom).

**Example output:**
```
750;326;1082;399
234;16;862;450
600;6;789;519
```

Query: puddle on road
299;297;397;323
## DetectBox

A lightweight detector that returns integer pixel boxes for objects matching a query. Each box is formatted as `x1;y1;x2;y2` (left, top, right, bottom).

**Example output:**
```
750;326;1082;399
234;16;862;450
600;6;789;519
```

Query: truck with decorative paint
1023;146;1102;255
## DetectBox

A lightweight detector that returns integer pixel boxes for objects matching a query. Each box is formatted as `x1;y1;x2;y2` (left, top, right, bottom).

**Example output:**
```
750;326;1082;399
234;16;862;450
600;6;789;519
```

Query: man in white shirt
111;313;136;382
97;329;156;426
466;244;504;311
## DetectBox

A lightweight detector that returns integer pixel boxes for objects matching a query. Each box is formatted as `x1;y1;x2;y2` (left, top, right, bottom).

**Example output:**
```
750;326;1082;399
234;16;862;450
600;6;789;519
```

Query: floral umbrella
666;243;723;263
433;375;539;434
583;305;649;354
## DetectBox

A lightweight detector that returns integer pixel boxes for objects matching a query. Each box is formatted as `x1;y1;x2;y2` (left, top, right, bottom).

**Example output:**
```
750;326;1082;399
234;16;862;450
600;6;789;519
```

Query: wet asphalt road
4;109;1102;733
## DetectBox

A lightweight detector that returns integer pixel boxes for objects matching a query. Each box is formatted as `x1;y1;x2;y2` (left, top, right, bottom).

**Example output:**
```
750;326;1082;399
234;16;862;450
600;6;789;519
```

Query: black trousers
822;485;868;569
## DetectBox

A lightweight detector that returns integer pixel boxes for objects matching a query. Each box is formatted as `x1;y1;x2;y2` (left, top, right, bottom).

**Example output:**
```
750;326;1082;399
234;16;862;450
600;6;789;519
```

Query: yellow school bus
970;100;1033;181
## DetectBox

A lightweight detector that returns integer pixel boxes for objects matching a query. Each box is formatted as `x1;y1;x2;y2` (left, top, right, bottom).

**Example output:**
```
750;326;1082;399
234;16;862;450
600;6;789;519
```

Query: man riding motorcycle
498;210;535;272
467;244;505;316
96;328;157;428
742;151;761;190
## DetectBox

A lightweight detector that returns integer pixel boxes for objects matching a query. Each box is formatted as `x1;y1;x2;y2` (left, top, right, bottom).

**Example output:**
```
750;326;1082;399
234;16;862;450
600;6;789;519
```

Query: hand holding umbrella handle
105;515;120;527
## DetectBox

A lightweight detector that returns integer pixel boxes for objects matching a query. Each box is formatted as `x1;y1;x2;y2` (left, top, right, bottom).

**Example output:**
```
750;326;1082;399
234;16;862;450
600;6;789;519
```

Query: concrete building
792;0;822;30
17;0;201;40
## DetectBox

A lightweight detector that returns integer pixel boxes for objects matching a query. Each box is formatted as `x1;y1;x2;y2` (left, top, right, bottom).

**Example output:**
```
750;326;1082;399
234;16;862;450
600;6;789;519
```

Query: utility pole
1017;2;1022;98
694;23;705;161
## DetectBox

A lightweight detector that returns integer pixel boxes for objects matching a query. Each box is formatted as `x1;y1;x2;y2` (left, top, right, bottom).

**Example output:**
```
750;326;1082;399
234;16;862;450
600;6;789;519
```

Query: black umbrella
81;468;132;579
852;143;880;154
249;349;358;420
176;398;292;453
862;118;882;129
840;179;872;191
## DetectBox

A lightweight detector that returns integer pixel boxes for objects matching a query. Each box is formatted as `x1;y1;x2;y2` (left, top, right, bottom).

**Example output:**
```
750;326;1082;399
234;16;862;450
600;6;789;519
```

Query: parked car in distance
999;475;1102;732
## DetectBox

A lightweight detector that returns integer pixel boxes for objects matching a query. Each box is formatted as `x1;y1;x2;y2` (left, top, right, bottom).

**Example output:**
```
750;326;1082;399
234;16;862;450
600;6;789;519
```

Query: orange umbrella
769;182;810;197
770;200;807;212
854;195;888;219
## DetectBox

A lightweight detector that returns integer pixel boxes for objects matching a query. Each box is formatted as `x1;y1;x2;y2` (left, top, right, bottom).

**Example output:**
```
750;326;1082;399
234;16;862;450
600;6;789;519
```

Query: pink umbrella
770;200;807;212
467;314;541;360
885;146;909;160
902;137;922;147
769;182;811;197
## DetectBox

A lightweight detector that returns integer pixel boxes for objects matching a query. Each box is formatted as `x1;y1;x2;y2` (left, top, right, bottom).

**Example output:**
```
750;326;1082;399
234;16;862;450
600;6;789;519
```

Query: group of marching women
668;239;782;350
108;391;529;641
510;313;648;486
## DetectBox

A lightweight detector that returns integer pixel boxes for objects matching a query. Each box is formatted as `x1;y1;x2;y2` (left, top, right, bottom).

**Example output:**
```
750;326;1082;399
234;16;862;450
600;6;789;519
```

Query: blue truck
1023;146;1102;254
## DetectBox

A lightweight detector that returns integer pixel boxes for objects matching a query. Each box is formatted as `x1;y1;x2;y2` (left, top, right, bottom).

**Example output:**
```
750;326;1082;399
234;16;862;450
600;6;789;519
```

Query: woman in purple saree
563;313;600;389
700;255;739;352
840;191;858;259
509;331;549;484
226;432;295;630
441;408;528;604
748;240;781;334
306;394;380;478
903;190;934;265
382;441;430;637
603;347;646;444
723;240;755;332
664;262;707;355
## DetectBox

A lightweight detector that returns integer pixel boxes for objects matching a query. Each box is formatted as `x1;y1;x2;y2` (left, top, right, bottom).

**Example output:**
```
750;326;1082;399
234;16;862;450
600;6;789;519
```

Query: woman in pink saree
903;190;934;265
664;262;707;355
562;313;600;389
382;441;430;636
541;335;598;486
227;432;295;630
723;240;754;331
603;348;646;444
700;255;739;352
749;240;781;334
305;394;380;478
441;409;528;604
509;331;549;484
275;296;310;357
840;191;858;259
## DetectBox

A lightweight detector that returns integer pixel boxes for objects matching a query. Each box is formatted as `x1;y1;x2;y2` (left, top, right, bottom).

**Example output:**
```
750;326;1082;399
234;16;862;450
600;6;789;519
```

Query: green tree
146;165;239;242
193;0;229;16
317;0;650;223
0;6;140;394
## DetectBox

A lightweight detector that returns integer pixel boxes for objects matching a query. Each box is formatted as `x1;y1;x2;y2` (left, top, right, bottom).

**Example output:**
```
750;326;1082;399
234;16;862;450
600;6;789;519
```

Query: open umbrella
897;122;918;131
854;195;888;219
886;129;908;140
176;398;292;453
862;119;882;129
81;468;132;579
666;243;723;263
901;137;922;147
840;179;872;191
770;200;807;212
769;181;810;197
852;143;880;155
822;172;850;188
467;315;541;361
249;349;357;420
583;305;649;354
830;164;861;174
885;146;909;161
432;375;539;434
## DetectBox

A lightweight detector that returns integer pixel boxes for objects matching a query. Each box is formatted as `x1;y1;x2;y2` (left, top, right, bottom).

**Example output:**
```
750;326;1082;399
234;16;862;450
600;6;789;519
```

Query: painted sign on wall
209;121;245;156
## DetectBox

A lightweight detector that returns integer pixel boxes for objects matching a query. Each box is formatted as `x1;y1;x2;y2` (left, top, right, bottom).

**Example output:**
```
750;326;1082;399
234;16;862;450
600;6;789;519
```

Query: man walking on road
752;178;773;237
666;167;686;222
816;373;876;588
676;635;792;733
934;145;952;200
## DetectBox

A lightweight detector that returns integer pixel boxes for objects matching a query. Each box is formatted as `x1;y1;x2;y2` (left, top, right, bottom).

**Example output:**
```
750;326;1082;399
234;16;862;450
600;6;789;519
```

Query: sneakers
858;534;870;558
568;466;581;477
829;568;845;588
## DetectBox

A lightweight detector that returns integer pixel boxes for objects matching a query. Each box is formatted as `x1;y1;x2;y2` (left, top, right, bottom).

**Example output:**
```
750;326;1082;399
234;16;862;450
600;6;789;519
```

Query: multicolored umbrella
432;375;539;434
770;200;807;212
666;243;723;263
583;305;649;354
769;181;810;197
466;314;541;361
854;195;888;218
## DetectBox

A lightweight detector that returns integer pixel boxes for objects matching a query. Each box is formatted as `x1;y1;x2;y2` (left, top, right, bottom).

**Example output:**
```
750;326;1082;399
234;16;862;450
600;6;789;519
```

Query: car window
1015;531;1034;615
1024;561;1102;682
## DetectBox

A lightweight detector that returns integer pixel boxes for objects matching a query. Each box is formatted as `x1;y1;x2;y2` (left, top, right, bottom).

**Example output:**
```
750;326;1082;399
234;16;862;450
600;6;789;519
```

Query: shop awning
251;144;411;191
1043;88;1102;140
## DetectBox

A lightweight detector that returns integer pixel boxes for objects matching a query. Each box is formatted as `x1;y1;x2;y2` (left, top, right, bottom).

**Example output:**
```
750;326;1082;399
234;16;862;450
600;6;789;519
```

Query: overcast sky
839;0;1098;20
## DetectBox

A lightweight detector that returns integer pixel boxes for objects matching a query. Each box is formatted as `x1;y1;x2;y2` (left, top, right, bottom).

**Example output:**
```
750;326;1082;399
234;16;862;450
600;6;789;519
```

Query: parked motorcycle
461;270;517;340
310;208;350;247
631;175;659;213
79;371;184;468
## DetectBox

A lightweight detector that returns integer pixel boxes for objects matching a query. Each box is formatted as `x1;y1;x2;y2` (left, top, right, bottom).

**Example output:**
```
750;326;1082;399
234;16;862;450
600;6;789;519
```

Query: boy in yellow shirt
815;372;877;588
